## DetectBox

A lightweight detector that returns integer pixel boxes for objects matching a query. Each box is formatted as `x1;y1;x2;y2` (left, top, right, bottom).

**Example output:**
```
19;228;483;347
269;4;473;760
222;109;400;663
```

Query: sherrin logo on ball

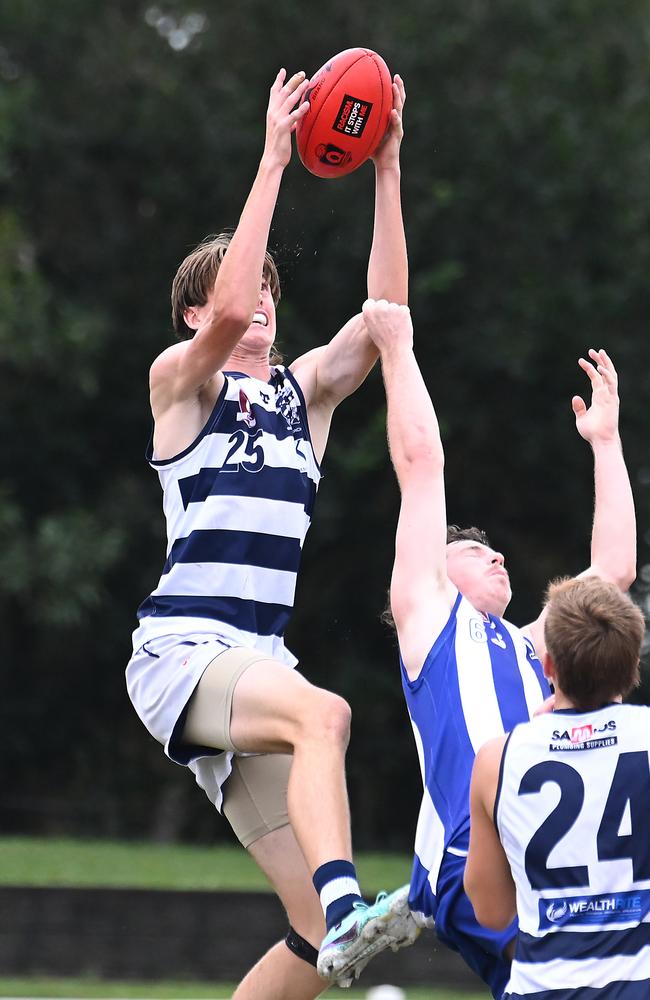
296;48;392;179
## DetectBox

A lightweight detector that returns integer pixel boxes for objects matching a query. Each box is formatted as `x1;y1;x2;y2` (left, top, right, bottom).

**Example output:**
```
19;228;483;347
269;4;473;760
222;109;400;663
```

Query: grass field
0;838;491;999
0;976;490;999
0;837;412;893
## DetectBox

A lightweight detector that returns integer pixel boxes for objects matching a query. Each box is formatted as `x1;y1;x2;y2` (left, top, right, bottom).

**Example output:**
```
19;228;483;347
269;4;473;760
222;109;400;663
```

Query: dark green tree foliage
1;0;649;846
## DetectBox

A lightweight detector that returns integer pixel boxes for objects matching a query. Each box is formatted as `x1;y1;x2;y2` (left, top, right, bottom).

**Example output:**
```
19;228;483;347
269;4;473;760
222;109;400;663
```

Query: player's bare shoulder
149;341;225;460
149;342;185;400
150;341;225;415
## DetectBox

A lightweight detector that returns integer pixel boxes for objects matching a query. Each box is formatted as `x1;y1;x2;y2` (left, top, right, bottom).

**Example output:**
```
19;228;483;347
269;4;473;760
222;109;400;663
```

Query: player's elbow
207;287;253;337
592;560;637;594
474;900;514;932
400;427;444;472
210;302;252;337
617;561;637;593
465;886;513;931
464;871;514;932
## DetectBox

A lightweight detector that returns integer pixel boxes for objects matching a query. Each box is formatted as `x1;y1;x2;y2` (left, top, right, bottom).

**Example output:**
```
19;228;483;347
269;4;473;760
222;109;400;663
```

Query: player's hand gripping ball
296;48;392;178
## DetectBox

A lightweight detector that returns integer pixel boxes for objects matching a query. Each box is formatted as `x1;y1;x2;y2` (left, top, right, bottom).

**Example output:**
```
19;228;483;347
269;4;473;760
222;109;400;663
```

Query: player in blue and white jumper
466;575;648;999
126;71;415;1000
334;299;636;995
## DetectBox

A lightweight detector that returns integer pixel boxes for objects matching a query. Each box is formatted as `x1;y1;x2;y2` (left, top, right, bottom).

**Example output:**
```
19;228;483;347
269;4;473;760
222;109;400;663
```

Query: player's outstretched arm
524;349;636;657
362;299;456;679
573;348;636;589
291;76;408;419
368;74;408;305
464;735;517;931
152;69;310;407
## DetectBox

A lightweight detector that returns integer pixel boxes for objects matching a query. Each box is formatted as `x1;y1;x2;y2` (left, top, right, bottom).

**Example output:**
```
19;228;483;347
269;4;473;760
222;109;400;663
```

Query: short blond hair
544;576;644;708
171;232;281;339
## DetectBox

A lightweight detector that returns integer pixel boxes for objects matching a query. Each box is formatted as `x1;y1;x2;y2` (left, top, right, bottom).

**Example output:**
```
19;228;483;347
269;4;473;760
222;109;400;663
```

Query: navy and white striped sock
313;859;363;931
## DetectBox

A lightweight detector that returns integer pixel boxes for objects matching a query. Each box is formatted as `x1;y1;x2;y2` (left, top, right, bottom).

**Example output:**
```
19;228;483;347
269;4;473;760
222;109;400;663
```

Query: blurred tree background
1;0;649;850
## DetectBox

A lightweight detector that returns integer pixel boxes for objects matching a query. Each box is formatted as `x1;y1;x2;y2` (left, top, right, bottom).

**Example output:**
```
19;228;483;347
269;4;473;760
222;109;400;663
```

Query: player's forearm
590;436;637;590
382;344;443;480
465;830;517;931
465;745;517;931
210;159;285;328
367;164;408;304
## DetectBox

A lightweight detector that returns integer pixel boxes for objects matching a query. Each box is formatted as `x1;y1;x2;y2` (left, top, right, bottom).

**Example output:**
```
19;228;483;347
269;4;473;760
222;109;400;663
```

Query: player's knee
319;690;351;746
298;688;351;748
325;691;352;745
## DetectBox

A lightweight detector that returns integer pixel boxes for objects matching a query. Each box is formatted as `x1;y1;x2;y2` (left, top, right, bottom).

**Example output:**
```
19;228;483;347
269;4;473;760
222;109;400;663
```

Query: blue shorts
431;851;516;1000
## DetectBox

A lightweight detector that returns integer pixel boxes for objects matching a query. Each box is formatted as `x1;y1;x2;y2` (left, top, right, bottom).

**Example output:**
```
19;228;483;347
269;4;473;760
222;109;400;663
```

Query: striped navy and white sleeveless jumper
496;704;650;999
132;366;320;663
402;592;550;925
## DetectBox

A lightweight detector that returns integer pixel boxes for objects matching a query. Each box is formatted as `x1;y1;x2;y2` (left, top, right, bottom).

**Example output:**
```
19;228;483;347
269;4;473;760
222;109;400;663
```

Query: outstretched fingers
269;69;307;105
388;74;406;137
579;348;618;402
281;75;310;129
265;69;310;163
288;95;310;131
393;73;406;113
270;68;304;93
272;70;308;111
371;72;406;165
281;70;308;102
573;347;620;443
578;355;604;392
588;347;618;391
270;67;287;93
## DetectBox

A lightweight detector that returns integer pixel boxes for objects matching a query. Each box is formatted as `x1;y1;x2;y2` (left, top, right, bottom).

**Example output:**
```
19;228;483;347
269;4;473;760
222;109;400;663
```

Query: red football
296;48;393;179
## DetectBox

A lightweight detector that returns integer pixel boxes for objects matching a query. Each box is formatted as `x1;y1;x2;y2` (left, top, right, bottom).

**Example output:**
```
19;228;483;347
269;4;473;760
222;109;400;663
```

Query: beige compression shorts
182;645;292;848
